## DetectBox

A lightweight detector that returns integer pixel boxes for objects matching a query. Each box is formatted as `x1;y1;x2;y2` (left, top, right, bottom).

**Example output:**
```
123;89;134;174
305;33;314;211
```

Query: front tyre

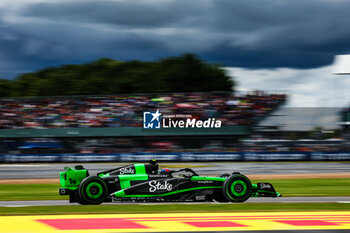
223;174;252;202
78;176;107;205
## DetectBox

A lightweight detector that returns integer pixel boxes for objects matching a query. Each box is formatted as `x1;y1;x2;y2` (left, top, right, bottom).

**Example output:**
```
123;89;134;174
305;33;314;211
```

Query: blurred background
1;0;350;165
1;3;350;230
0;56;349;162
0;0;350;204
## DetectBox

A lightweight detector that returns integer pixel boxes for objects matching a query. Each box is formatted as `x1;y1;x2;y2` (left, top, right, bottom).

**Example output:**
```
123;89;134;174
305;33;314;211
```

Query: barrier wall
0;126;249;138
1;151;350;162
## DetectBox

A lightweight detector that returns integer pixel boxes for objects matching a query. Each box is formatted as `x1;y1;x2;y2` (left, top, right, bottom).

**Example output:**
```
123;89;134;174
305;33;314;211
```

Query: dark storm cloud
1;0;350;78
202;43;334;69
22;0;205;27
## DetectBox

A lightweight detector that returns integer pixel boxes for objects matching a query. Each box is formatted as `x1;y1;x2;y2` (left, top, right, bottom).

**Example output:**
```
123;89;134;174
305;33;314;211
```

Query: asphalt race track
1;196;350;207
0;162;349;179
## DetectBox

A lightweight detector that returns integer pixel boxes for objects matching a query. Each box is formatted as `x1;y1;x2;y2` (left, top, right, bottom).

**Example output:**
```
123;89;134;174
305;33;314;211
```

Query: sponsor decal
143;109;221;129
195;195;206;201
197;180;213;184
149;175;170;178
260;183;272;189
119;167;135;174
149;180;173;192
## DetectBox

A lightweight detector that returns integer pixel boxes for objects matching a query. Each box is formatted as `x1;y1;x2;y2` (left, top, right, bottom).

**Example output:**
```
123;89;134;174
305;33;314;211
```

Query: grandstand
0;92;286;130
0;92;286;156
1;91;350;162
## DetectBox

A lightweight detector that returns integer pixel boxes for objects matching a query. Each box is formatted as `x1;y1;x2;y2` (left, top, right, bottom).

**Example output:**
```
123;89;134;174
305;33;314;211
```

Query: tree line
0;54;234;97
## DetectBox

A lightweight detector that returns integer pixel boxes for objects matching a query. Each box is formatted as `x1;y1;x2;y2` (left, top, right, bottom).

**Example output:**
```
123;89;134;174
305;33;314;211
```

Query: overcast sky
1;0;350;106
226;66;350;107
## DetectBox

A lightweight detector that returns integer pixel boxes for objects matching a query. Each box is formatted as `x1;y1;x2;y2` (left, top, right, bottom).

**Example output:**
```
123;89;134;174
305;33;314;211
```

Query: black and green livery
59;162;281;204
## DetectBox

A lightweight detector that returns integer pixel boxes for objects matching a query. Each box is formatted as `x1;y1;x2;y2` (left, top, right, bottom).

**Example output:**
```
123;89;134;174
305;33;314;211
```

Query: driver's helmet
149;158;157;165
160;168;172;174
149;158;158;174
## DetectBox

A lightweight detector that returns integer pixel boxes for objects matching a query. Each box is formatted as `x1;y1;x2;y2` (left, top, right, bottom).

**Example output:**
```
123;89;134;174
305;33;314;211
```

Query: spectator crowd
0;92;286;129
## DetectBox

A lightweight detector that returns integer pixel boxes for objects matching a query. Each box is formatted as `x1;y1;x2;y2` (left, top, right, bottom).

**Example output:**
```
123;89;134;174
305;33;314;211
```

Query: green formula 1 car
59;160;281;204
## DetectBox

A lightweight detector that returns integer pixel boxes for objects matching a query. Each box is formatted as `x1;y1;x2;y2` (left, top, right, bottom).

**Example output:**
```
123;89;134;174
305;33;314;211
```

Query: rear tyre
78;176;107;205
223;174;252;202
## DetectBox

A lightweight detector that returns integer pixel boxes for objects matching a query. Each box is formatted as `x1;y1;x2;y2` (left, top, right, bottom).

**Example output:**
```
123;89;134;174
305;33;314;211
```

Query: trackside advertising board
1;151;350;162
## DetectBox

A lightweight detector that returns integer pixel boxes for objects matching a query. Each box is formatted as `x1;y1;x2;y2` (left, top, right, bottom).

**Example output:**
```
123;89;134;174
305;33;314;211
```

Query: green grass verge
1;178;350;201
0;203;349;216
0;184;62;201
